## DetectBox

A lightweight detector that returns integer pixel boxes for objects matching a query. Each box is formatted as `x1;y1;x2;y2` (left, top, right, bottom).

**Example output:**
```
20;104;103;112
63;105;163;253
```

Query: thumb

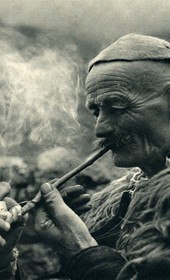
3;197;18;210
40;183;67;220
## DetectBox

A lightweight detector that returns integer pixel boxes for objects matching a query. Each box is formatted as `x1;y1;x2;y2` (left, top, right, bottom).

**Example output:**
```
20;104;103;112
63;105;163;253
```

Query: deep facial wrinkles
86;73;134;94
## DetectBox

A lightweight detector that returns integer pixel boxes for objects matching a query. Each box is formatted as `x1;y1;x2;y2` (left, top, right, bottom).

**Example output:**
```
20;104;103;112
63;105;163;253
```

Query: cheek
114;112;140;133
119;110;157;136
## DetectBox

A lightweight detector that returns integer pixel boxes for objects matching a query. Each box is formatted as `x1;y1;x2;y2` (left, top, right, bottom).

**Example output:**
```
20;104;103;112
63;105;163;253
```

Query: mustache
93;133;132;151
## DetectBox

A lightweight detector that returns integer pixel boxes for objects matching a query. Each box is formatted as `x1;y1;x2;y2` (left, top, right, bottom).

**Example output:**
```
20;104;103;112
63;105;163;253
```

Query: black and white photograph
0;1;170;279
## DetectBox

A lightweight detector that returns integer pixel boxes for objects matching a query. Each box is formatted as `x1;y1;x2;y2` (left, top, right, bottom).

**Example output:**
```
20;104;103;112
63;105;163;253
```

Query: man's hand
35;183;97;264
0;182;27;270
60;185;91;215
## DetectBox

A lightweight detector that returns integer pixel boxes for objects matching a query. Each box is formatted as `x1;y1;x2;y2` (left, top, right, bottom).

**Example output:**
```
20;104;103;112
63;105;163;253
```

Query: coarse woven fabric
88;33;170;71
82;169;139;231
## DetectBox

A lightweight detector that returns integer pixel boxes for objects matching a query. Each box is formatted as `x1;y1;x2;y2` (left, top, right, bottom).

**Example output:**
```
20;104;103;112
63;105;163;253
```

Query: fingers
39;183;97;260
0;214;11;248
0;211;9;220
9;205;22;223
49;178;58;185
61;185;90;204
34;207;52;235
69;193;91;206
0;218;10;234
0;235;6;246
2;212;13;224
0;218;11;247
35;184;65;239
3;197;18;210
40;183;91;227
75;204;92;215
68;194;91;214
0;200;12;231
61;185;85;200
0;199;27;224
0;193;27;258
40;183;67;222
0;182;11;200
71;199;91;215
3;198;23;223
60;185;91;214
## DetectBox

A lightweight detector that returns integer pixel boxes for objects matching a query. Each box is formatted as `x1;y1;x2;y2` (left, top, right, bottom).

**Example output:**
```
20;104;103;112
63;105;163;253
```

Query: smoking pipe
21;146;110;215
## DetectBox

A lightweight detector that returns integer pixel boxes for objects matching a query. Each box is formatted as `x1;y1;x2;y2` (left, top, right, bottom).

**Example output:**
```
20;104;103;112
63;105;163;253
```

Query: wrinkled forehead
85;62;131;96
86;60;170;98
86;33;170;97
88;33;170;71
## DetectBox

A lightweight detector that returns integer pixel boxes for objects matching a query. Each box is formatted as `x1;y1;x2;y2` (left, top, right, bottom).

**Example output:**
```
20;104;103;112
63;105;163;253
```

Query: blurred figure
0;156;34;203
35;147;80;186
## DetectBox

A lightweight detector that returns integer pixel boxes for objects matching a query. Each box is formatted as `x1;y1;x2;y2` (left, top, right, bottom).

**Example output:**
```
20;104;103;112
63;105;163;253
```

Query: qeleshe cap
89;33;170;71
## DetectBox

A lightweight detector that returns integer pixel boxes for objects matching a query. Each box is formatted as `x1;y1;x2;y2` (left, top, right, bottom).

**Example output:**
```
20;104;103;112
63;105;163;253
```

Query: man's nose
95;114;114;137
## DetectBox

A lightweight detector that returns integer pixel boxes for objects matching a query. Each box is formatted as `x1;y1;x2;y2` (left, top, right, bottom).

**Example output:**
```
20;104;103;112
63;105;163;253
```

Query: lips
112;135;132;152
95;134;132;152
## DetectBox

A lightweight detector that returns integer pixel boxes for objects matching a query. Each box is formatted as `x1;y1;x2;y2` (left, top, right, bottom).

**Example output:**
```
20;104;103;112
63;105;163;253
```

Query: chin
113;153;136;168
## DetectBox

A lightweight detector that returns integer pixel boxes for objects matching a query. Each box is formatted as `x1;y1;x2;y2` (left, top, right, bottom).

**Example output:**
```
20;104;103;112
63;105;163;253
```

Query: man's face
85;61;170;174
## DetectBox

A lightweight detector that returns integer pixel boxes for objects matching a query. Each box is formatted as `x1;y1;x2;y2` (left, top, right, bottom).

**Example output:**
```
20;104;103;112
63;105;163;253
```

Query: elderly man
34;34;170;280
1;33;170;279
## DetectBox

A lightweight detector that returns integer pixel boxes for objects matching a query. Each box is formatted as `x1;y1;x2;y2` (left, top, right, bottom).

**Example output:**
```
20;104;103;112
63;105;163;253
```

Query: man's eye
101;98;129;113
111;105;126;109
110;105;127;114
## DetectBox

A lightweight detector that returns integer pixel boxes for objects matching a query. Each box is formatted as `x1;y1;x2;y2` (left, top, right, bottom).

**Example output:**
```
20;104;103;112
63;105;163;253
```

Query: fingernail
1;238;6;246
41;183;53;194
5;222;10;231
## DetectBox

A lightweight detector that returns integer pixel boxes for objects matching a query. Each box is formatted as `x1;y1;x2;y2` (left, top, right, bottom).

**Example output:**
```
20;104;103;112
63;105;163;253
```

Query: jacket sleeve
68;246;126;280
